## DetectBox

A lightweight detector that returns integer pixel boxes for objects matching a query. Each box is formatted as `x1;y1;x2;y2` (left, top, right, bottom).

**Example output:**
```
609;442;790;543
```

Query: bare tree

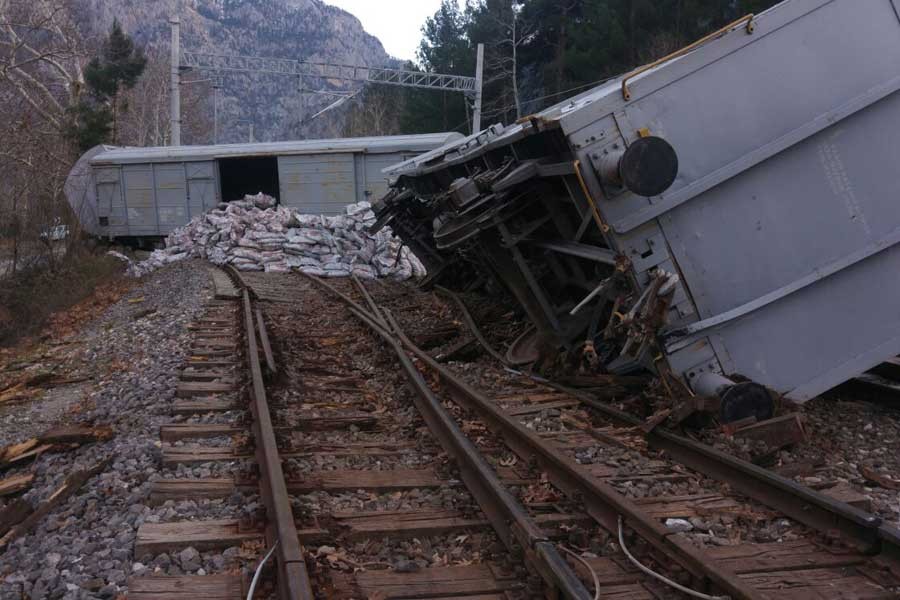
480;1;535;121
117;46;169;146
0;0;86;275
342;87;403;137
0;0;85;133
0;90;76;275
118;47;213;147
637;30;685;65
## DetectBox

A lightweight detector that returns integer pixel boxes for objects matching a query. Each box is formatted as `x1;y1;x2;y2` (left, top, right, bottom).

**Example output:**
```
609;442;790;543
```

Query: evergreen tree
465;0;530;123
399;0;783;132
66;20;146;152
401;1;473;134
548;0;782;96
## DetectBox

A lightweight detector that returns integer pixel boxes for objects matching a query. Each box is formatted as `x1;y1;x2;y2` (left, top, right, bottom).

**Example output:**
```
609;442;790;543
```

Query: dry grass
0;245;127;346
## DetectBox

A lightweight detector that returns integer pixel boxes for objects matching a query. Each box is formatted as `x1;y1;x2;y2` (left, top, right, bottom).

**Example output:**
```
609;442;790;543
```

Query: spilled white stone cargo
112;194;426;280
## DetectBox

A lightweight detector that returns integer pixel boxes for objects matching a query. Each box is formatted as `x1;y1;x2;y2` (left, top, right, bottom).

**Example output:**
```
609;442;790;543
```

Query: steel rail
350;273;388;329
306;273;762;600
337;276;591;598
241;290;313;599
224;266;313;600
438;271;900;563
553;383;900;560
255;308;277;375
434;286;509;366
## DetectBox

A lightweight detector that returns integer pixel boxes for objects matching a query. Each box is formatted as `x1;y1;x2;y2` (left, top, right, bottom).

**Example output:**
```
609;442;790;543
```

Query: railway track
126;269;900;599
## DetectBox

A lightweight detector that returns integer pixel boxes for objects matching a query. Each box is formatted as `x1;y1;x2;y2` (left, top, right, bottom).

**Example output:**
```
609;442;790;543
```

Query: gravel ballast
0;260;217;599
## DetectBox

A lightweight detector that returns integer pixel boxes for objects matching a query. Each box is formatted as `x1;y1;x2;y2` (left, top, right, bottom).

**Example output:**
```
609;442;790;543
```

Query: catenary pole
170;17;181;146
472;43;484;134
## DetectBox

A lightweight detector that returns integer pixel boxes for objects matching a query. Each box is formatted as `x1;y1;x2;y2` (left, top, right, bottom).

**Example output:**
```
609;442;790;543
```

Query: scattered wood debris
821;482;872;511
0;438;54;470
39;424;115;445
0;362;93;407
0;382;43;406
556;373;649;389
720;416;757;436
669;396;721;427
0;424;114;470
733;413;807;451
132;307;158;321
860;466;900;490
640;408;671;433
0;499;31;538
0;458;111;549
0;473;35;497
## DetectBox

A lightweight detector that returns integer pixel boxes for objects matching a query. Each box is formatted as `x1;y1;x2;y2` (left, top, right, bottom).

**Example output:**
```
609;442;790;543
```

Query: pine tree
66;20;146;152
401;1;472;134
398;0;784;132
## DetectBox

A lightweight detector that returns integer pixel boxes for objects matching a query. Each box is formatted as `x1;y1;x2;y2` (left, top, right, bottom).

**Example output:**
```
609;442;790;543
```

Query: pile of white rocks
111;193;426;280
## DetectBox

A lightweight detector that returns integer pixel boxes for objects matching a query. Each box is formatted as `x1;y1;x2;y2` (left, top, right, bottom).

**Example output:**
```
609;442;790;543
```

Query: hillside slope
74;0;392;142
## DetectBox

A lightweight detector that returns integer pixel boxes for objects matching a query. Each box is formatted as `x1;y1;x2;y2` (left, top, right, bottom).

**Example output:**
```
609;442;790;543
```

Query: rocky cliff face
74;0;392;143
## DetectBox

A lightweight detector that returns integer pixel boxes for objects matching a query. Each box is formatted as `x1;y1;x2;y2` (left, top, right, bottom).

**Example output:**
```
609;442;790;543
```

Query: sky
325;0;452;62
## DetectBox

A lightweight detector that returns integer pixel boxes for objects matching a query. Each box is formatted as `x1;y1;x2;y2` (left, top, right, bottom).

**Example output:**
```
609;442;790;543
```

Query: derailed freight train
373;0;900;405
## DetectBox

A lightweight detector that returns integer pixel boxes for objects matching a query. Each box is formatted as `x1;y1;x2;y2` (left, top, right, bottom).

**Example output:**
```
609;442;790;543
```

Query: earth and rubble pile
110;194;425;280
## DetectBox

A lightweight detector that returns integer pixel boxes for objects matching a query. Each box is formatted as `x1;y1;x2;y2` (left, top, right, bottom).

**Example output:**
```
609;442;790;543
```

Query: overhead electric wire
477;75;619;121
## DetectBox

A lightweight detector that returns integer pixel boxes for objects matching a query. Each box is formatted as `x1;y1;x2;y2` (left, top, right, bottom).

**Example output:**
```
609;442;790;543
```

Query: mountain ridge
74;0;394;143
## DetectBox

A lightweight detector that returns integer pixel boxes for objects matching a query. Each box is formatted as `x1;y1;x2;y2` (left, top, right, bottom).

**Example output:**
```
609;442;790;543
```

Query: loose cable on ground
247;539;279;600
617;516;729;600
558;545;600;600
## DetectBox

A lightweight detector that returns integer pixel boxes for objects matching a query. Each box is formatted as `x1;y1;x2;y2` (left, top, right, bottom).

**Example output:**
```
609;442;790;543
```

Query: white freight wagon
375;0;900;405
66;133;462;241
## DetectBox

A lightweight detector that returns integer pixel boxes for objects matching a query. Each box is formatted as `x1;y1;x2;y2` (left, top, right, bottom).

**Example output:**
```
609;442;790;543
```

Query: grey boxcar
73;133;462;239
375;0;900;403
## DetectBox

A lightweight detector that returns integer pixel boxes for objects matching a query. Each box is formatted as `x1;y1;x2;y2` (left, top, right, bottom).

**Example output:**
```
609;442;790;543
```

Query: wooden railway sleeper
309;273;763;600
343;276;593;599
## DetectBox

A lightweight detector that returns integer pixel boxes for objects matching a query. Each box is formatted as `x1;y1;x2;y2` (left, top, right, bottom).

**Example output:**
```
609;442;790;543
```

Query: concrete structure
69;133;461;240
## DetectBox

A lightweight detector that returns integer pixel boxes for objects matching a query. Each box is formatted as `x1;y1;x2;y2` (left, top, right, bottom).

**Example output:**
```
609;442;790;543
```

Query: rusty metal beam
255;308;277;375
182;51;477;92
241;289;313;600
434;286;508;366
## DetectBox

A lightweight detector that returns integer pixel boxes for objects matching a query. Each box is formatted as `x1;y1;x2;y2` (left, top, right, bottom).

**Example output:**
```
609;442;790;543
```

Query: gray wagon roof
90;133;463;165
